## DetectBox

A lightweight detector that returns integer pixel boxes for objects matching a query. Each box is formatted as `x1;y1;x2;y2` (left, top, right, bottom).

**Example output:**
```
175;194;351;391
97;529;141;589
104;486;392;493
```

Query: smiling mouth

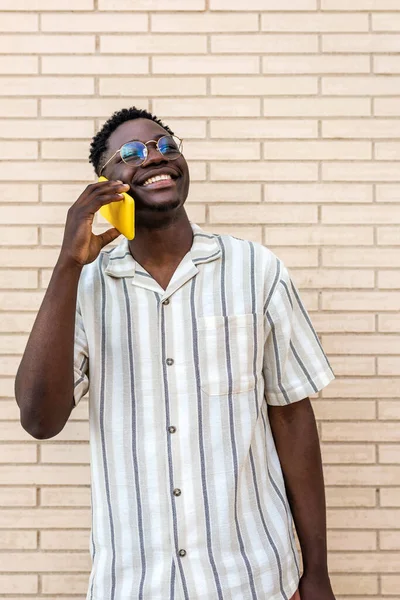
142;173;173;187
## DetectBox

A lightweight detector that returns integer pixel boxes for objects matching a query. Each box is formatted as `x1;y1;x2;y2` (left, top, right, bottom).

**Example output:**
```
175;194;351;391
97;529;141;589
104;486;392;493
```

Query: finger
89;193;127;212
85;181;130;199
97;227;121;248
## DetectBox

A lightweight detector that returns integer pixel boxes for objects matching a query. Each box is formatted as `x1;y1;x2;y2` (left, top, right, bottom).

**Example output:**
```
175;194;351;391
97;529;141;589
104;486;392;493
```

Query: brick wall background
0;0;399;598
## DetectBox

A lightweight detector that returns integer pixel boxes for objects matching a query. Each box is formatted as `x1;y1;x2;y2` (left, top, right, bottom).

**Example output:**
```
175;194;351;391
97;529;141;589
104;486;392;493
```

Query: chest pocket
197;314;257;397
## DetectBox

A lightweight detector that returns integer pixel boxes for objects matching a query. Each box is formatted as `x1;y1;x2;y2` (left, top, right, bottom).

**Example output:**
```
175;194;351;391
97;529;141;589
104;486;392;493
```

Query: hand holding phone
98;176;135;240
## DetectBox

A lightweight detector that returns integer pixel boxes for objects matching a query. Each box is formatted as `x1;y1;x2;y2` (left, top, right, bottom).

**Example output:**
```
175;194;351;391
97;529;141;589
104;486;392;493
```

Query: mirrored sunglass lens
121;142;146;164
158;136;181;157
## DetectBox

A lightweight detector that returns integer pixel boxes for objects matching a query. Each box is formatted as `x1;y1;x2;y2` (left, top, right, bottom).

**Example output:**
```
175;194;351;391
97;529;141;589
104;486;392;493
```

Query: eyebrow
123;133;166;145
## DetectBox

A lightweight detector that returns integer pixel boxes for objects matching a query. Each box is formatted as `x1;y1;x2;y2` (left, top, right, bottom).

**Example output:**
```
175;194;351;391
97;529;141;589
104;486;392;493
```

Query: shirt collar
104;223;221;280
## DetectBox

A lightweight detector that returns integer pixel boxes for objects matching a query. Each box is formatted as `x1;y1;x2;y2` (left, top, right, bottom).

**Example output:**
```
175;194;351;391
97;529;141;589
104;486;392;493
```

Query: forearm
268;398;329;578
15;257;83;439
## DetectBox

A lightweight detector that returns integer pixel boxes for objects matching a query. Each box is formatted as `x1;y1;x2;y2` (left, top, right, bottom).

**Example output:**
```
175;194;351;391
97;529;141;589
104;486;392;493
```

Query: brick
203;225;263;244
376;184;400;202
264;141;370;160
263;55;369;74
379;400;400;419
265;183;372;203
212;76;318;96
0;444;36;463
0;228;38;247
267;247;318;268
43;98;149;118
211;203;317;225
211;0;316;8
0;0;92;7
262;13;368;32
322;0;400;8
376;97;400;115
151;13;258;32
154;56;259;75
211;163;318;182
0;184;38;203
378;270;400;289
322;335;399;355
0;248;58;268
41;141;89;161
0;400;20;418
263;97;370;117
42;574;90;595
41;529;89;550
41;227;64;246
155;99;260;118
0;161;93;182
381;488;400;507
0;119;93;139
323;248;400;268
0;98;37;117
0;56;37;74
322;443;375;464
42;12;148;32
322;378;399;398
0;140;37;159
0;35;94;54
382;575;400;595
309;313;375;334
188;183;262;204
0;291;44;311
0;506;87;528
329;355;376;376
0;76;94;96
326;466;400;486
328;531;377;552
379;356;400;376
0;356;24;375
380;531;400;549
0;575;37;594
379;314;400;333
184;141;260;161
183;162;206;181
43;55;148;75
324;119;400;139
379;444;400;464
99;0;204;8
314;401;376;421
375;55;400;73
373;13;400;31
186;204;206;224
330;552;400;573
291;291;318;311
265;226;373;246
41;443;90;464
0;551;91;572
212;34;317;54
376;143;400;162
323;75;400;96
101;34;206;54
0;487;36;507
100;77;206;97
325;487;376;508
0;465;89;485
40;487;91;507
0;13;38;31
323;33;400;53
0;205;70;226
322;422;400;442
0;378;15;398
329;574;378;594
211;119;317;139
41;183;95;204
293;268;374;289
0;530;37;550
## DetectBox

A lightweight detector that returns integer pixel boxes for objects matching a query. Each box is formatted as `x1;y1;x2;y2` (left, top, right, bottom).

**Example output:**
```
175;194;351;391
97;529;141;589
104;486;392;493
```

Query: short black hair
89;106;174;175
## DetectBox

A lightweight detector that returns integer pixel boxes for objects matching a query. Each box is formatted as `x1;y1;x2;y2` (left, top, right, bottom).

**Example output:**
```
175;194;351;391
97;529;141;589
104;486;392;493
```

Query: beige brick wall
0;0;399;598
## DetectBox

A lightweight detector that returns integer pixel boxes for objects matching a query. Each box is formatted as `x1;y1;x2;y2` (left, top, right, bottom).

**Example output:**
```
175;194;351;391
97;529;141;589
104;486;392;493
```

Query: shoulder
212;231;284;277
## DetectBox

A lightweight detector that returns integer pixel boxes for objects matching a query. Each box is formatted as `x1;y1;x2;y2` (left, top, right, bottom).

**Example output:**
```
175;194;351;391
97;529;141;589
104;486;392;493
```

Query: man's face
102;118;190;224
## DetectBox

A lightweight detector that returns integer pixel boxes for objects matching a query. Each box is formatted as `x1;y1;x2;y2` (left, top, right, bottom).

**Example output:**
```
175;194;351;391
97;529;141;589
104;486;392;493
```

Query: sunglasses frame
99;135;183;176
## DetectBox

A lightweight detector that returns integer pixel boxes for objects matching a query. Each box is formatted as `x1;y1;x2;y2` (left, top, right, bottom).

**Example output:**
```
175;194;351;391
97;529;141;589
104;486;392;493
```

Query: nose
142;141;167;167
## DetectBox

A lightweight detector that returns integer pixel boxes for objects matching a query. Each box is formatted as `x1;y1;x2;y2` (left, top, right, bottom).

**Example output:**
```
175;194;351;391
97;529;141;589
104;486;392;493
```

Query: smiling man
15;107;336;600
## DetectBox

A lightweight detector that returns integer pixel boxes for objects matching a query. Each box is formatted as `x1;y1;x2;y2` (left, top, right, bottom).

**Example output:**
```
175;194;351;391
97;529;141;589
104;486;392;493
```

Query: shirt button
178;549;186;557
162;299;170;305
166;358;174;366
173;488;181;497
168;426;176;434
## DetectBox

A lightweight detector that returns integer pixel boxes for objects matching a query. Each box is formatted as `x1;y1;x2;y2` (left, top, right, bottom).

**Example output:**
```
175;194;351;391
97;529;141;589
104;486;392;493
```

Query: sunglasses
99;135;183;176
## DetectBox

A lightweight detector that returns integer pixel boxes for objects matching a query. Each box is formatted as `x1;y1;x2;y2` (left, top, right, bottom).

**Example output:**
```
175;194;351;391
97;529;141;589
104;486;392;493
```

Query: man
15;107;336;600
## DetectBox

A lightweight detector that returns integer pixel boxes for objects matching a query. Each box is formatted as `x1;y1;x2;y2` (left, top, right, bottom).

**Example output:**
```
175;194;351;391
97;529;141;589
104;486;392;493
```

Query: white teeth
143;174;172;187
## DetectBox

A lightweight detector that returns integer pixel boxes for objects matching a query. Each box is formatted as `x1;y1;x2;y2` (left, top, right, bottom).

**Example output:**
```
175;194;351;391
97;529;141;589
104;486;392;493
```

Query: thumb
97;227;121;249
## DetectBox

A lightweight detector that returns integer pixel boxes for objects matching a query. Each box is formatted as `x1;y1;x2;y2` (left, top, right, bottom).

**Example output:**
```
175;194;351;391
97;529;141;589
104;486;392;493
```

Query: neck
128;210;194;269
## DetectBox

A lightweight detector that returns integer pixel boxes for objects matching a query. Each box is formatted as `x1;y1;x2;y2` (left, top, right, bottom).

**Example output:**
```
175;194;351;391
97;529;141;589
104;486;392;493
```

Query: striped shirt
73;223;334;600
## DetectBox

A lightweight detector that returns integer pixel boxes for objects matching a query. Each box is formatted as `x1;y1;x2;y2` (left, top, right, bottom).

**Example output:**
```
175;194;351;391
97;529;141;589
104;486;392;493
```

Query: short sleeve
263;263;334;406
73;299;89;407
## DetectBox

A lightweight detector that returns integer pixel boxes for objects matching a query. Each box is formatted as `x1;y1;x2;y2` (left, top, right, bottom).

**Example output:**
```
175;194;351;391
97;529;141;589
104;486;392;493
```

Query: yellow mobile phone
98;176;135;240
